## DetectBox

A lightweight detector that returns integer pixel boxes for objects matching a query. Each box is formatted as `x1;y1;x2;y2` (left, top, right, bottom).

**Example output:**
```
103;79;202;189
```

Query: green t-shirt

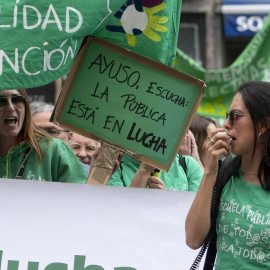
0;138;87;183
107;153;203;191
215;170;270;269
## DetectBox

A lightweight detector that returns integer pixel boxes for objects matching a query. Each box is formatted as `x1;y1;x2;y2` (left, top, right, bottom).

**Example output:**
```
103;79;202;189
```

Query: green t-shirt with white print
107;153;203;191
215;171;270;269
0;138;87;183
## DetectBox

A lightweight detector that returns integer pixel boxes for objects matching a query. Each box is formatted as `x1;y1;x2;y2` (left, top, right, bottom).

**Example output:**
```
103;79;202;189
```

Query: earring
258;132;264;143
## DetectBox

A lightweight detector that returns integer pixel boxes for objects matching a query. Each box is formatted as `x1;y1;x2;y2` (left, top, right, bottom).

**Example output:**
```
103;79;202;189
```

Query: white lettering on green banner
0;0;182;89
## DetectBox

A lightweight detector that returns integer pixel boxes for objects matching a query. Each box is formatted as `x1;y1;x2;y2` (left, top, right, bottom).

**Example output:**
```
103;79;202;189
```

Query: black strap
179;155;187;175
203;159;230;269
15;147;32;179
190;186;217;270
120;162;124;185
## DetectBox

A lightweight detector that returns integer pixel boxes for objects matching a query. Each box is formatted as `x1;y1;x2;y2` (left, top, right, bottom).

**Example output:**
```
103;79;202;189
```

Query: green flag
174;13;270;125
0;0;182;89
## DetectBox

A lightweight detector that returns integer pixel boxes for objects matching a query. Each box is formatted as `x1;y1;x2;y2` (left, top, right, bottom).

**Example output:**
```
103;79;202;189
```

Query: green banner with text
174;14;270;125
0;0;181;89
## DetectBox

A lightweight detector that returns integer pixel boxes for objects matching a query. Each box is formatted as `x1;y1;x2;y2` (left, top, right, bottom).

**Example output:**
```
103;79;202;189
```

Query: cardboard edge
51;36;206;172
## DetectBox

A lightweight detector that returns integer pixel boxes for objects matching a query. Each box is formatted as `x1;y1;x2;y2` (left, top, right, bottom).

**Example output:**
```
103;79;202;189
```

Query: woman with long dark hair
186;81;270;269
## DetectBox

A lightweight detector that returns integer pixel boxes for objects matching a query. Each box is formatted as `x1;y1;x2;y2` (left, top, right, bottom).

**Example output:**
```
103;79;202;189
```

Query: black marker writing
88;53;140;88
146;82;186;107
67;99;98;124
103;115;125;134
127;122;167;155
121;94;166;126
91;82;109;102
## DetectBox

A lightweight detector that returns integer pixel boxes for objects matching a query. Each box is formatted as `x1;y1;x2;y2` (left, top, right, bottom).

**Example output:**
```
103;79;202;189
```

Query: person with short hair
31;101;70;143
30;101;120;176
31;101;91;175
68;132;100;166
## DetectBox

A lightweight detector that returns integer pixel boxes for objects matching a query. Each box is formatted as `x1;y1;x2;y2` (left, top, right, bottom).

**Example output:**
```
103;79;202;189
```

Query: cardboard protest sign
52;36;205;172
0;0;182;89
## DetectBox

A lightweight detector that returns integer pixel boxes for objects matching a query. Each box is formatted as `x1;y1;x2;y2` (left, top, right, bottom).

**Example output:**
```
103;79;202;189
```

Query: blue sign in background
223;0;270;4
222;0;270;37
223;14;268;37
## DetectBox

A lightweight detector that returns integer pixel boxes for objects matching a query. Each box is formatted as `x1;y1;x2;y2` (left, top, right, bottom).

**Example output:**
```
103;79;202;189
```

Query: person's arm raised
185;171;216;249
185;128;230;249
129;162;155;188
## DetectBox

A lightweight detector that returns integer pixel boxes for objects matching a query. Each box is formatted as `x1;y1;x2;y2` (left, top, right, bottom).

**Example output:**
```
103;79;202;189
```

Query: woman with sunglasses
0;89;88;182
185;81;270;269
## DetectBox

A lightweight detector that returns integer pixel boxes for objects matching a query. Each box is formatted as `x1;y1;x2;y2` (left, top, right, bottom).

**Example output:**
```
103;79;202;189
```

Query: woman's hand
186;128;231;249
179;130;204;171
204;128;231;177
130;161;155;188
112;151;123;175
178;130;192;156
138;161;156;175
147;176;165;189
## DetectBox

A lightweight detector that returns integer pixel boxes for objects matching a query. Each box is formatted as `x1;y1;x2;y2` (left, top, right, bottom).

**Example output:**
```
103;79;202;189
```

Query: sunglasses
0;95;25;109
226;111;250;125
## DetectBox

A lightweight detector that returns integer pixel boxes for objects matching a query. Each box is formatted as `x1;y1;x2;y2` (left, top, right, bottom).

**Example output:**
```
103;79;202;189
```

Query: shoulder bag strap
179;155;187;175
203;157;236;269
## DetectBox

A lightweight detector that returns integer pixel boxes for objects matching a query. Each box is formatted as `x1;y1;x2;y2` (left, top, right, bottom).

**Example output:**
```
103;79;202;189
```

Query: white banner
0;178;203;270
